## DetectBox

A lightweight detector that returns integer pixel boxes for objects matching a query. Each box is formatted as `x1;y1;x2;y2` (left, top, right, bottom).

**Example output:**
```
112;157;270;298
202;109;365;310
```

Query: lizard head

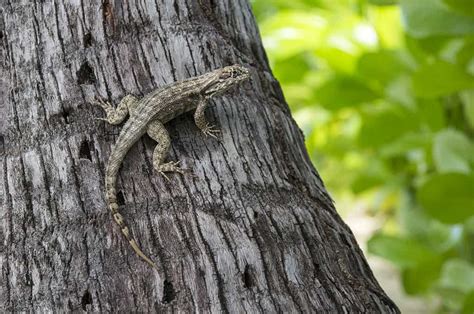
203;65;250;98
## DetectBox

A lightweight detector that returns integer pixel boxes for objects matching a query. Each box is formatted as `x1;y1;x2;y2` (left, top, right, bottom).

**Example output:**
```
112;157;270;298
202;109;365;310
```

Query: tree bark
0;0;399;312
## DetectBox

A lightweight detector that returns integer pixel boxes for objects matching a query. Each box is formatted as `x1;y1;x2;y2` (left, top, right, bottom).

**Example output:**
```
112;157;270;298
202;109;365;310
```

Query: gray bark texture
0;0;399;312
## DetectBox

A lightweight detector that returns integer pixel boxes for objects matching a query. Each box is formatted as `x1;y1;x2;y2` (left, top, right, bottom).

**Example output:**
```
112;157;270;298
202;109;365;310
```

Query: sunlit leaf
417;173;474;224
260;11;327;60
369;5;403;48
433;129;474;173
369;0;398;5
316;47;359;74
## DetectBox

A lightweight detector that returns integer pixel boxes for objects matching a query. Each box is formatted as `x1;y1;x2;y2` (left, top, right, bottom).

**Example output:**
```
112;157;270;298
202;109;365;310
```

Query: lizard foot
200;123;220;139
157;161;187;181
94;97;129;125
94;97;114;111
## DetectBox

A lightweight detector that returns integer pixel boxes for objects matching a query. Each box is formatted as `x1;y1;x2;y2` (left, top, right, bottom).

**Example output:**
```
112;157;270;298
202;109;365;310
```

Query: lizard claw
201;123;220;139
94;97;113;111
157;161;187;180
158;171;171;181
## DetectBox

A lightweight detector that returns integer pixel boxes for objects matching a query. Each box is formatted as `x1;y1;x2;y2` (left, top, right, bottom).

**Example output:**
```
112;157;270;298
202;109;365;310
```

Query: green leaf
368;234;438;267
417;173;474;224
380;132;432;157
358;106;418;148
442;0;474;17
412;61;474;98
260;11;327;60
416;99;445;131
462;290;474;314
273;53;313;84
400;0;474;38
461;90;474;129
400;205;462;253
433;129;474;173
402;258;443;294
357;50;408;86
351;173;386;193
315;76;379;110
439;259;474;293
369;0;398;5
316;47;359;74
370;4;404;48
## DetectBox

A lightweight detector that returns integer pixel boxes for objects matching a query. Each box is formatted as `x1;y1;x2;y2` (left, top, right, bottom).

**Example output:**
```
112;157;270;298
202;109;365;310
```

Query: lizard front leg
96;95;139;125
147;120;185;179
194;96;220;138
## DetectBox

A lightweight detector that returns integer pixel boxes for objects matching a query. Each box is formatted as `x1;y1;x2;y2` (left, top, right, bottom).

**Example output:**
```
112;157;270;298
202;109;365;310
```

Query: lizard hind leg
95;95;139;125
147;120;186;179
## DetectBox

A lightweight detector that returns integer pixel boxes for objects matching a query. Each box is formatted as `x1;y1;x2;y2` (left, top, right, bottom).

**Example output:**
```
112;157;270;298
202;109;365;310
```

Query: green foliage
417;173;474;224
252;0;474;311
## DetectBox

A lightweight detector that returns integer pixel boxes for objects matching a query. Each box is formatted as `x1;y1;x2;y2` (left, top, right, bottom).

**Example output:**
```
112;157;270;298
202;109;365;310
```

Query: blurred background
251;0;474;313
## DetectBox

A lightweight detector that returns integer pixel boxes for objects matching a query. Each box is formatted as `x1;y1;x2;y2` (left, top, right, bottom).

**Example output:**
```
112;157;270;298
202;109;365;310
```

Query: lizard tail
105;169;158;270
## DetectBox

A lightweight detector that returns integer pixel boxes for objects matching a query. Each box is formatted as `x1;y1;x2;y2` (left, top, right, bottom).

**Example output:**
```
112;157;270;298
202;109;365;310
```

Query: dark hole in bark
253;210;259;219
340;232;352;248
162;280;176;304
81;290;92;310
79;140;92;161
61;108;71;124
76;62;96;85
0;134;4;154
83;32;93;48
0;31;3;40
116;190;125;205
173;1;180;18
242;264;254;289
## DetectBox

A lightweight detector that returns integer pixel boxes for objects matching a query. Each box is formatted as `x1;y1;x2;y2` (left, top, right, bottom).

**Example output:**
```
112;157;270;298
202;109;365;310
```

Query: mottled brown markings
97;65;250;270
102;0;115;30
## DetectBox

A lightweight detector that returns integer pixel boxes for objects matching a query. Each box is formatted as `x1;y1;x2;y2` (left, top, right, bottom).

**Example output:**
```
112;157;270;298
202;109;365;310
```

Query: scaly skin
96;65;250;269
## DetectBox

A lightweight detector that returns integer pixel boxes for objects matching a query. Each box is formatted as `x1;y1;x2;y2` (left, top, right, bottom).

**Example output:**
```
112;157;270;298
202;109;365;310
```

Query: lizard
95;65;250;270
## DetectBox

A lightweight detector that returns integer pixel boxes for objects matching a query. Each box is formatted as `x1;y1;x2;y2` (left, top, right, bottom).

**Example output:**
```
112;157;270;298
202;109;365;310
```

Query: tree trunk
0;0;399;312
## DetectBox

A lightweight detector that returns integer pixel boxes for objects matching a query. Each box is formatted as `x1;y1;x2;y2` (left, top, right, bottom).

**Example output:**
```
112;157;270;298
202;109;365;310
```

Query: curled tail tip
109;201;158;270
129;238;159;270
